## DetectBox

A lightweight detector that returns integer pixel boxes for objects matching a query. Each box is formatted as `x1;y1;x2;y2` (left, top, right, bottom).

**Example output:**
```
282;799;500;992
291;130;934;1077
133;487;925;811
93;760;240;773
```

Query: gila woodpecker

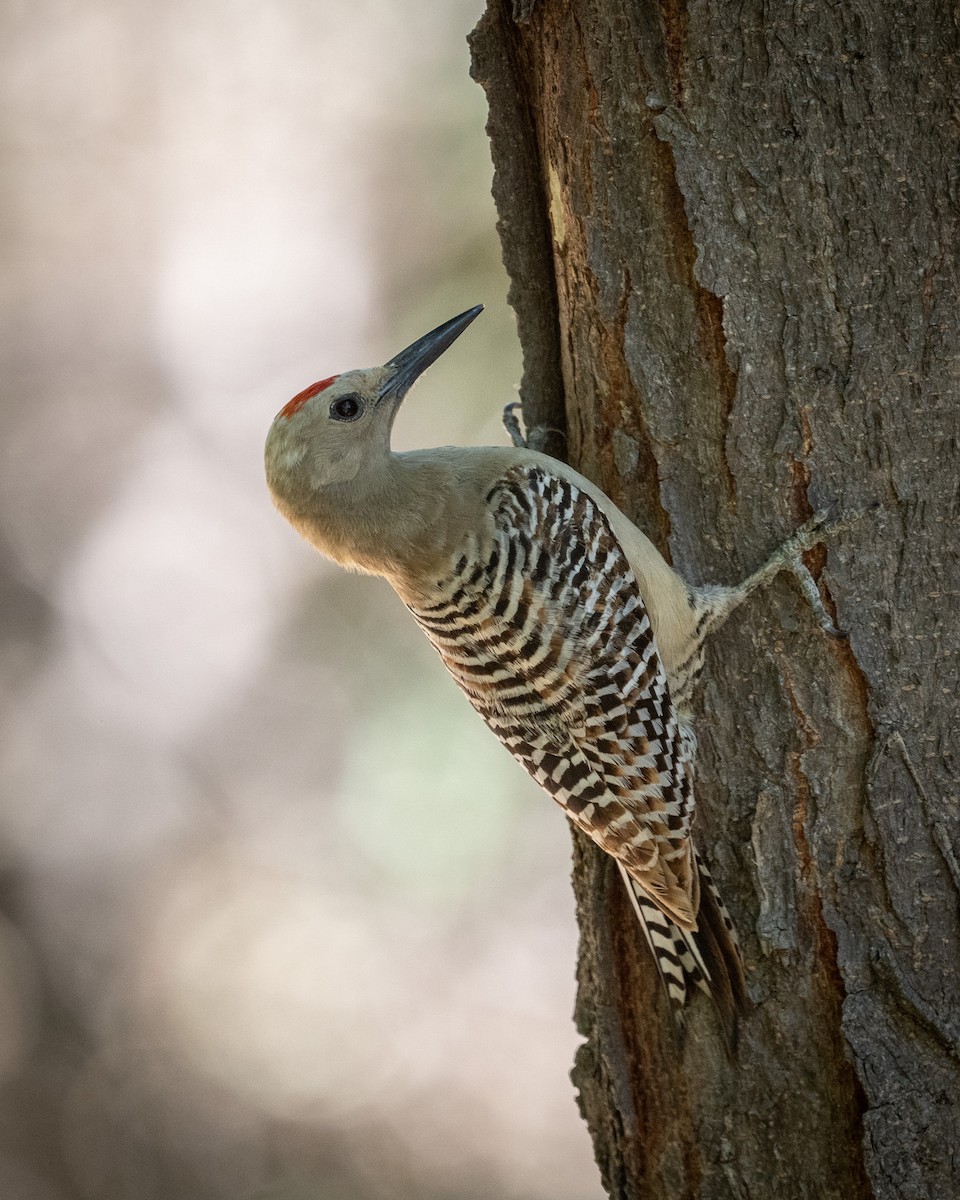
265;305;854;1035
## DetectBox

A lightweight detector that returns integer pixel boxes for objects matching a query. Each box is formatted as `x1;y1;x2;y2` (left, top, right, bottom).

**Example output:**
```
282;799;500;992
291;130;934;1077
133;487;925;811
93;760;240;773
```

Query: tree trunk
469;4;960;1199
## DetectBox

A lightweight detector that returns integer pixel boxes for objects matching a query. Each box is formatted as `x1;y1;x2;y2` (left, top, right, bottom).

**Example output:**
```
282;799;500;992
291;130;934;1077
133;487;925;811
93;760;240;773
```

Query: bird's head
264;305;483;502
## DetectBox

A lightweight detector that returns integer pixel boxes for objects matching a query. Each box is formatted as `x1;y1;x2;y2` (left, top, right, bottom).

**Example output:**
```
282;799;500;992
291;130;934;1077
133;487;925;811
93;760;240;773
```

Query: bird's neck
291;452;460;583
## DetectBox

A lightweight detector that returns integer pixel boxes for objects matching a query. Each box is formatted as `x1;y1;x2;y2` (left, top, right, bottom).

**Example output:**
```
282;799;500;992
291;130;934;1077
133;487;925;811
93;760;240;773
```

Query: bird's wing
408;462;699;929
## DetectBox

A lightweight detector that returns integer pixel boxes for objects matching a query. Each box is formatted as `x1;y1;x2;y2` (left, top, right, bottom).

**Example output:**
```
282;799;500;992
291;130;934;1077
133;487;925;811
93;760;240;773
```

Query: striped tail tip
618;856;749;1047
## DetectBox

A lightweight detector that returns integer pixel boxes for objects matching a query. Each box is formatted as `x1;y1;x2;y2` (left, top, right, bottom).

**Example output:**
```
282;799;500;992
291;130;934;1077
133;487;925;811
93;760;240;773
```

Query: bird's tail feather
618;851;749;1045
693;847;750;1037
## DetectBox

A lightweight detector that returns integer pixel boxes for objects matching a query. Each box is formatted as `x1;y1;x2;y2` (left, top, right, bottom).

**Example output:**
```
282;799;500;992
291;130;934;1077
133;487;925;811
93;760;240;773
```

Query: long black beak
378;305;483;404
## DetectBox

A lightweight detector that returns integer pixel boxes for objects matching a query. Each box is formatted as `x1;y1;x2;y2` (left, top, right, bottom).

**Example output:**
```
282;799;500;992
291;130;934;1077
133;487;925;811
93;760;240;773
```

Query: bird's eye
329;394;363;422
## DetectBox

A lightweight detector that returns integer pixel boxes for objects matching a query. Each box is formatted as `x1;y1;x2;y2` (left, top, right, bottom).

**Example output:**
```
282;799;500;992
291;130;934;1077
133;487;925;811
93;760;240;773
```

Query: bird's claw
780;501;879;638
785;501;878;558
785;556;848;639
502;402;567;454
502;402;528;449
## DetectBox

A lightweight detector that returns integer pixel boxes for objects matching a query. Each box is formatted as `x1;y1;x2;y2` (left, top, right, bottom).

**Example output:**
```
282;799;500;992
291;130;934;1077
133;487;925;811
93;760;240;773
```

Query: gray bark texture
469;3;960;1199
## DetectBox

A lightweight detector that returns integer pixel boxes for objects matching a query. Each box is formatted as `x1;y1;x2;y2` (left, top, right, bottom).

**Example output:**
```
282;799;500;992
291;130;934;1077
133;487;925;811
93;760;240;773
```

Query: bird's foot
502;402;527;448
502;402;566;454
712;502;879;641
764;502;879;639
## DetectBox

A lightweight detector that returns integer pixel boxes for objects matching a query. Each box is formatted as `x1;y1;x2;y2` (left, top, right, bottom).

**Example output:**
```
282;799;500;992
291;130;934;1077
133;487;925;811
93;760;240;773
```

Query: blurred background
0;1;603;1197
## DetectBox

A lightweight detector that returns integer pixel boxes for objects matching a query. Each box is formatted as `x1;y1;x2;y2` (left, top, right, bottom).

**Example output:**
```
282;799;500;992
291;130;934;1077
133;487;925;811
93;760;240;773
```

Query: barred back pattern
405;463;743;1015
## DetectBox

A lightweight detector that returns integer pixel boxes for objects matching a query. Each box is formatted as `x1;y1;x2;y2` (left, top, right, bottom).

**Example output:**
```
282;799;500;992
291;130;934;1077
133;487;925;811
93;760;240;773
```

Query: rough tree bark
470;4;960;1199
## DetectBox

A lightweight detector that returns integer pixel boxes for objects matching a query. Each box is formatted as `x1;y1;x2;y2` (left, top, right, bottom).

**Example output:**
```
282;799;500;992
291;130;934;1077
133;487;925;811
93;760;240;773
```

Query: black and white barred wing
407;463;747;1024
409;463;699;929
